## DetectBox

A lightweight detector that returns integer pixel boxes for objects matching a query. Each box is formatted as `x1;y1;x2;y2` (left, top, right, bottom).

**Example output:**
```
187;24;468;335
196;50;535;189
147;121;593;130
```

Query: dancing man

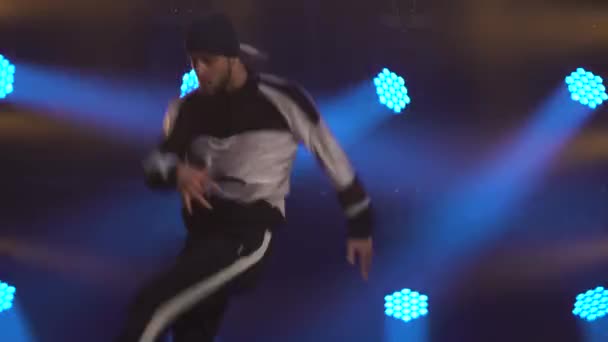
117;12;374;342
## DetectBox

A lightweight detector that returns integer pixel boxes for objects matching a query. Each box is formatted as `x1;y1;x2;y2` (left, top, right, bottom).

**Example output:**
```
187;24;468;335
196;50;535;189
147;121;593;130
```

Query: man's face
189;52;232;95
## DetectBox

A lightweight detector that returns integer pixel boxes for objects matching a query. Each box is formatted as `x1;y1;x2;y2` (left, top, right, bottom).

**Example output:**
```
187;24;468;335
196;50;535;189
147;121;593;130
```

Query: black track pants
115;226;273;342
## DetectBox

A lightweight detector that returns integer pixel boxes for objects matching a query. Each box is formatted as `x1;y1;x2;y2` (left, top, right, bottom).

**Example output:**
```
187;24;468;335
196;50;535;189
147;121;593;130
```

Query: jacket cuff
143;151;180;189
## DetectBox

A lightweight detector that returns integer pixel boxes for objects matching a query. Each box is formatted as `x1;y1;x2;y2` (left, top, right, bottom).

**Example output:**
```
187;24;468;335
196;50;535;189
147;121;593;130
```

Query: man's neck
226;61;248;93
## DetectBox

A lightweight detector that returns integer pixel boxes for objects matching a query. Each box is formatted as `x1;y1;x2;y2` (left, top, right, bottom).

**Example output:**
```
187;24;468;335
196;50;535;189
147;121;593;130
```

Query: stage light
0;55;16;100
373;68;410;114
573;286;608;322
180;69;198;98
0;281;16;313
384;288;429;323
565;68;607;109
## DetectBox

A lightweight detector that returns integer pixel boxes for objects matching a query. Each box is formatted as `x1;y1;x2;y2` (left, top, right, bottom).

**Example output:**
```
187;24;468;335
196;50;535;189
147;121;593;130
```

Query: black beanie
185;13;240;57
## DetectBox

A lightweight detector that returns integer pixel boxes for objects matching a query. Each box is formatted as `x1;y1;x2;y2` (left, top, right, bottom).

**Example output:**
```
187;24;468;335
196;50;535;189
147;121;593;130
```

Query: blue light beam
406;85;593;288
8;63;177;144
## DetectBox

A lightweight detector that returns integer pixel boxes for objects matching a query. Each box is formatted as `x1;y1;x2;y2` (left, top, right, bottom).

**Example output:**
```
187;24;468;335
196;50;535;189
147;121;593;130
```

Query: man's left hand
347;237;373;281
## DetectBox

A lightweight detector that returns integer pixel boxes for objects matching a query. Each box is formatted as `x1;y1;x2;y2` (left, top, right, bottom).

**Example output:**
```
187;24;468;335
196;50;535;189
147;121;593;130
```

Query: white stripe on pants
138;230;272;342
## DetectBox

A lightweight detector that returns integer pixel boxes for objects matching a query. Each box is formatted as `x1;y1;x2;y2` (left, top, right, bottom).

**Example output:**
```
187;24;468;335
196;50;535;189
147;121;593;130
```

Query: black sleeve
142;99;189;189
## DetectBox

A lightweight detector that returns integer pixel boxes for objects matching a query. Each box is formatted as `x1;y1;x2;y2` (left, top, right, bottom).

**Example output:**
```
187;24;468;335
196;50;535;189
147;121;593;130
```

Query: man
117;13;374;342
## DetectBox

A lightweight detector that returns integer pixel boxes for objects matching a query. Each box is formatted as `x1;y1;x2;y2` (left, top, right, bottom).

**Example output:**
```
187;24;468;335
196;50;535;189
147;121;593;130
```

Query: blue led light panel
180;69;199;98
373;68;411;114
384;288;429;323
0;281;16;313
0;55;16;99
573;286;608;322
565;68;607;109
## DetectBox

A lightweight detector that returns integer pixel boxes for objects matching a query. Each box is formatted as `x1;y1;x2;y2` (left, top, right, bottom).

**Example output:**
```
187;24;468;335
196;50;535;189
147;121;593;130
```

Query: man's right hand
176;163;218;214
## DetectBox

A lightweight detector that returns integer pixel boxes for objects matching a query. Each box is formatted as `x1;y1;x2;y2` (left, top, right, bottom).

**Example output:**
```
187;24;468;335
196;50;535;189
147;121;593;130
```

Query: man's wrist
346;206;373;239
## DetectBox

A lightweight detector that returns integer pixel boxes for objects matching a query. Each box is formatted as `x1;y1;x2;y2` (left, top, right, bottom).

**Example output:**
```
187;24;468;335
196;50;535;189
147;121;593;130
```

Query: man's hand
176;163;219;214
347;237;373;281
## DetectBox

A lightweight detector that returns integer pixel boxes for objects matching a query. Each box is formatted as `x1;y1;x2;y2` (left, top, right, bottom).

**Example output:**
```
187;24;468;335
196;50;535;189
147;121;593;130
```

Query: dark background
1;0;608;341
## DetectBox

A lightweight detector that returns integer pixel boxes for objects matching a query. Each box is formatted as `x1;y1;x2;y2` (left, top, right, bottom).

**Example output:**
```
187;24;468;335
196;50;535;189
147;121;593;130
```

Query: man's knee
128;281;170;317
